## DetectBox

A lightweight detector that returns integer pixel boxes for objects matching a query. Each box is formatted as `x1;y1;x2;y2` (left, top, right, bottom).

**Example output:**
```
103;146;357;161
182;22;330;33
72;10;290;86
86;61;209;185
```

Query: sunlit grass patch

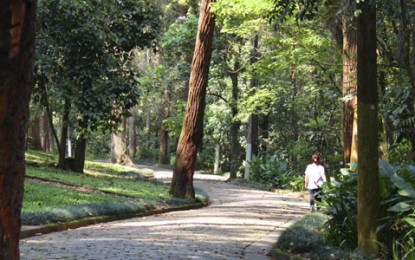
84;161;154;179
23;181;152;225
26;165;171;200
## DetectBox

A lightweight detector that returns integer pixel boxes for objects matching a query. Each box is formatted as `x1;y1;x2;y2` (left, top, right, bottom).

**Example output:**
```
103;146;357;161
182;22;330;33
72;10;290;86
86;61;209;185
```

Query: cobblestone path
20;168;308;260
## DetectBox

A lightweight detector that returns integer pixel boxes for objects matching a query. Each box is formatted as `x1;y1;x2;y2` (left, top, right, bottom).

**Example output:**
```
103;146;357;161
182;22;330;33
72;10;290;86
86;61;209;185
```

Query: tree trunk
259;114;269;154
42;110;53;152
0;1;36;258
214;142;220;175
342;11;358;164
379;70;392;160
158;86;171;165
357;1;379;255
128;108;137;160
170;0;215;199
57;98;70;168
29;114;42;150
245;35;259;179
72;134;87;173
229;70;241;179
111;128;133;166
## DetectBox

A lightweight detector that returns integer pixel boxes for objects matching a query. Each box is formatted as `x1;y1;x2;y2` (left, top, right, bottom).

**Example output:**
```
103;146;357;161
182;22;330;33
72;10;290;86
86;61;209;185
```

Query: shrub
248;155;301;191
322;163;358;248
322;160;415;259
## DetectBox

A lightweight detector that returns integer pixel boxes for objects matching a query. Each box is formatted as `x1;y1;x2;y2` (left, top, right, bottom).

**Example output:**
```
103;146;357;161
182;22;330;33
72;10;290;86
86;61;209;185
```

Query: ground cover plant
271;213;366;259
23;150;207;225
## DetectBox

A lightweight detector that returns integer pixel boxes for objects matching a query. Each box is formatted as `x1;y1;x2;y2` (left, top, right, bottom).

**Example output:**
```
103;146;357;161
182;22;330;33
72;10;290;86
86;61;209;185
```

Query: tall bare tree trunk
342;10;358;164
170;0;215;199
0;1;36;258
245;36;259;179
229;69;241;179
357;0;379;255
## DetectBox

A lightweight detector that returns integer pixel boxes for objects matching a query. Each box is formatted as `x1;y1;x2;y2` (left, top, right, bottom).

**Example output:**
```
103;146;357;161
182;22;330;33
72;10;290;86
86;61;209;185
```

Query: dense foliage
322;161;415;259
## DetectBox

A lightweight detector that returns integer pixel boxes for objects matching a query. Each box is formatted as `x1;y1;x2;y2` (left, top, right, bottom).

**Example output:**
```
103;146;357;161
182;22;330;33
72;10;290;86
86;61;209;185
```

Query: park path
20;166;308;260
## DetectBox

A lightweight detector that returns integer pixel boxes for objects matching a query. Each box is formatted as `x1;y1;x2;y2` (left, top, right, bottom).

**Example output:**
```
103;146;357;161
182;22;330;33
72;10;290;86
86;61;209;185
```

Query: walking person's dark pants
309;188;322;210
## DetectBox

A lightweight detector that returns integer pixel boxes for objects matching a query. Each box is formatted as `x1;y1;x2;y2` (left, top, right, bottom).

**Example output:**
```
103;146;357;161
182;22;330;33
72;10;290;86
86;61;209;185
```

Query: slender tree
356;0;379;255
0;1;36;258
170;0;216;198
341;0;358;164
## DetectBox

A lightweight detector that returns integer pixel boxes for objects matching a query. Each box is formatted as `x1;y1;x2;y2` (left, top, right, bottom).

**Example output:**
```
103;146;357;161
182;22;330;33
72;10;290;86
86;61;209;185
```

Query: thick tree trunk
111;129;133;166
357;1;379;255
0;1;36;258
342;13;358;164
170;0;215;199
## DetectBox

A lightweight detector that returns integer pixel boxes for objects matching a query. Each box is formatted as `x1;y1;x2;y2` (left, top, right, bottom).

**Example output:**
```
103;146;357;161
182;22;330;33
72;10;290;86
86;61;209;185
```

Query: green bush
248;155;301;191
322;163;358;248
273;213;364;259
322;160;415;259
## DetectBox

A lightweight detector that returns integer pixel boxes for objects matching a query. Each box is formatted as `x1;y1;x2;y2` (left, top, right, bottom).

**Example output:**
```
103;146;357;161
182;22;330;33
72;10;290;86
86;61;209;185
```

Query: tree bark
357;0;379;255
170;0;215;199
342;9;358;164
111;129;134;166
0;1;36;258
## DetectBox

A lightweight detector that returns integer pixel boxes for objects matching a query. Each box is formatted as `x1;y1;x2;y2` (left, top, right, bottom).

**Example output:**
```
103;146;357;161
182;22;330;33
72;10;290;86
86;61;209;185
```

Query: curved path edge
20;202;207;239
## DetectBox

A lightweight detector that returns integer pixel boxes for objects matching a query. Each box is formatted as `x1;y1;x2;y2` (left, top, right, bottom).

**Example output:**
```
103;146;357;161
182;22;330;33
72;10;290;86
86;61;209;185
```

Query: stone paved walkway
20;166;308;260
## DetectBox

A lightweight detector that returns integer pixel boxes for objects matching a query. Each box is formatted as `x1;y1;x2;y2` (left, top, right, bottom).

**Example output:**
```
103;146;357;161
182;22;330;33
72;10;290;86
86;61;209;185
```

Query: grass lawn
23;150;207;225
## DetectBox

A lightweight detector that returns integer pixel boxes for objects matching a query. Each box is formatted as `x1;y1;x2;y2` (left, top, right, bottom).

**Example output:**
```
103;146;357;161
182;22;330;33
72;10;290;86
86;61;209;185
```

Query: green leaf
387;201;415;212
402;217;415;228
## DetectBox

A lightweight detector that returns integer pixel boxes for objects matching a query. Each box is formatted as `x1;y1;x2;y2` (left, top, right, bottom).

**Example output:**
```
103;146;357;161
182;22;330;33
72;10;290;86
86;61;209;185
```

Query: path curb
20;201;207;239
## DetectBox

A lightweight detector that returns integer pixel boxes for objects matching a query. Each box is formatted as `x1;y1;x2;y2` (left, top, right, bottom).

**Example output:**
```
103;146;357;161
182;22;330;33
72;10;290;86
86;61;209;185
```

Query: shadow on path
20;164;309;260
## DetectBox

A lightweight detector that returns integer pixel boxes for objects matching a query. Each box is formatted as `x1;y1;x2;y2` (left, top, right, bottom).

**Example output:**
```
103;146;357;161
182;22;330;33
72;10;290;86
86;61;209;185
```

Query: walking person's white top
305;163;326;189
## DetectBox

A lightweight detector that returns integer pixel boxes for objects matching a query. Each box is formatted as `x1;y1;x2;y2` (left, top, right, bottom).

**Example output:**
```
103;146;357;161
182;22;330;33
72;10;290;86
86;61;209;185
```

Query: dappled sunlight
21;171;309;259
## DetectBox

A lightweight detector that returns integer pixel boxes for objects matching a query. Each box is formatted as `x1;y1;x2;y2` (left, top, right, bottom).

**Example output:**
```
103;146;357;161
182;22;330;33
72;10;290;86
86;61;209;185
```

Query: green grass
23;150;205;225
22;181;153;225
26;165;170;200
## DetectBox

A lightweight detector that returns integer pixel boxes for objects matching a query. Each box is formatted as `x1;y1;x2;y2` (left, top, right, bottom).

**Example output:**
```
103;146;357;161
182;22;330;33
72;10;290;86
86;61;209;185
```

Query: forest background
12;0;415;258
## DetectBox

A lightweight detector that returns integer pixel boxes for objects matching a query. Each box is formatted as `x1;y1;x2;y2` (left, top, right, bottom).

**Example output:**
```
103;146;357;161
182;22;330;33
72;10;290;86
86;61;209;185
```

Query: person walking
304;153;326;212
